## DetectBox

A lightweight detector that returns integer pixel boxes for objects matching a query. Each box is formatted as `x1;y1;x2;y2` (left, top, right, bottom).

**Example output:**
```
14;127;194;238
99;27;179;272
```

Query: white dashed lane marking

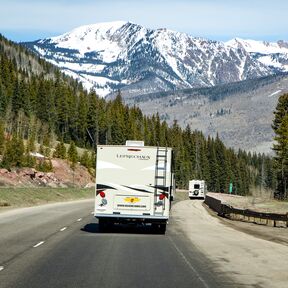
60;227;67;232
33;241;45;248
0;266;4;272
77;218;82;222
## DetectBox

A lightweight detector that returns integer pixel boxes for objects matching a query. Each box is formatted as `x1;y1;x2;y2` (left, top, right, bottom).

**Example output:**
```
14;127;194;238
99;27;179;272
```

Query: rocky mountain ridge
226;38;288;72
22;21;287;97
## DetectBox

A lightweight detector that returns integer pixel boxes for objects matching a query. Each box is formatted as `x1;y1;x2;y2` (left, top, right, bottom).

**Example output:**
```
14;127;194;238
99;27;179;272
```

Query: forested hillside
0;34;276;194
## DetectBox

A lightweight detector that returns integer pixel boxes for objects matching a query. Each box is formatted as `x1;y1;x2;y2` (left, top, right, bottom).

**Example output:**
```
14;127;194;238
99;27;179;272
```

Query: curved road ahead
0;198;287;288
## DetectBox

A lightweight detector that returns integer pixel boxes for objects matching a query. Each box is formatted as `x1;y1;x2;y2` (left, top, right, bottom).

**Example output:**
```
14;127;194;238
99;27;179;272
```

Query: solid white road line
33;241;45;248
60;227;67;232
77;218;82;221
0;266;4;272
168;237;210;288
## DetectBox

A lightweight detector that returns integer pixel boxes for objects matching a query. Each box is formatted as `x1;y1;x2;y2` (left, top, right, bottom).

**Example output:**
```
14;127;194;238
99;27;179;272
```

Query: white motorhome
94;141;173;233
189;180;207;199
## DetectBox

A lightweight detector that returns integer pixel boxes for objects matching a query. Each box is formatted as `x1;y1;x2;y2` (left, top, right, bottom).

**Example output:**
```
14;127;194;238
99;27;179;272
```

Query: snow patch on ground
59;62;106;73
268;90;282;97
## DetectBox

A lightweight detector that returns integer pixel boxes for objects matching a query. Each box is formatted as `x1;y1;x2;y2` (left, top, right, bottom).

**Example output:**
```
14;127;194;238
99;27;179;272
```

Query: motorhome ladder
154;147;168;211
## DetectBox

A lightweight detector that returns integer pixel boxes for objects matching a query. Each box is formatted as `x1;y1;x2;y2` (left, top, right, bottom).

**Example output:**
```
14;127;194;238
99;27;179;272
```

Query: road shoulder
172;200;288;288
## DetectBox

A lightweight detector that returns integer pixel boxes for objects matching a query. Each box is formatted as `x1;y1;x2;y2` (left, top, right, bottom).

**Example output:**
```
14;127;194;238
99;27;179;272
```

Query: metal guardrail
204;194;288;228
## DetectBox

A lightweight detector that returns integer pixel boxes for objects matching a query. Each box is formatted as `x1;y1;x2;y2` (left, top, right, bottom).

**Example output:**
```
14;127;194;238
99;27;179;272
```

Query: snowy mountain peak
50;20;131;42
277;40;288;49
226;38;288;54
225;38;288;72
44;21;140;56
23;22;285;97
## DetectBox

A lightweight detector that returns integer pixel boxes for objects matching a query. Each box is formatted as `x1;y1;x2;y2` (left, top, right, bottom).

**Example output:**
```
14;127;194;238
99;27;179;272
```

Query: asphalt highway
0;199;233;288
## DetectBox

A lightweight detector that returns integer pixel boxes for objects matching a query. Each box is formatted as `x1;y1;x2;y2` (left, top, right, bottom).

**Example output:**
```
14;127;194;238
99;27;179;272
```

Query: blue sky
1;0;287;42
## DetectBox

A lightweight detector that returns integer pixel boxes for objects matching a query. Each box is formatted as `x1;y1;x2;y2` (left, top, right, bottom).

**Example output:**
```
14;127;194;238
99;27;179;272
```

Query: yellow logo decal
124;197;140;203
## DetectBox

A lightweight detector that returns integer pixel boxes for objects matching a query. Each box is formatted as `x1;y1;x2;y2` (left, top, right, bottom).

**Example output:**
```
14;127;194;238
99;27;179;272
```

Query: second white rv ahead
189;180;207;199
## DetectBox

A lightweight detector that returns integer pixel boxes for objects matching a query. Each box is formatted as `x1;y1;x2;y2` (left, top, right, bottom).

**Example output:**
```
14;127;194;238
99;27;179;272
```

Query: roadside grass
0;187;94;208
0;188;187;209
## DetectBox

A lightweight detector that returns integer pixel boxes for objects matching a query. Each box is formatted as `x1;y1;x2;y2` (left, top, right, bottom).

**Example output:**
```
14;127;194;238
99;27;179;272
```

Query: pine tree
0;121;5;154
2;135;24;168
90;151;96;169
215;134;229;192
0;82;9;117
37;159;53;172
110;91;126;145
80;150;91;168
200;140;210;184
68;141;78;169
87;90;100;148
23;151;36;168
53;139;66;159
76;92;88;146
12;78;23;114
272;94;288;199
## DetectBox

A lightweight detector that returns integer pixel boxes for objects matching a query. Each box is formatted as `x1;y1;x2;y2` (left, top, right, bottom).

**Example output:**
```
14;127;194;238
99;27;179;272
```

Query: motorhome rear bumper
95;213;168;224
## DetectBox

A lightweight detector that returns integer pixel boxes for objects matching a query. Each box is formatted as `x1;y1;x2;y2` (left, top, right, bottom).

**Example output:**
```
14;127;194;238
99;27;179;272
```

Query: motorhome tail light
99;191;106;198
128;148;141;152
159;193;166;200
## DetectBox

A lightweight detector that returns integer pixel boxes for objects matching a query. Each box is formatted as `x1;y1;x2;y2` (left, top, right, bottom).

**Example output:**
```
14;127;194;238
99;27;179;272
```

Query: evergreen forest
0;34;284;197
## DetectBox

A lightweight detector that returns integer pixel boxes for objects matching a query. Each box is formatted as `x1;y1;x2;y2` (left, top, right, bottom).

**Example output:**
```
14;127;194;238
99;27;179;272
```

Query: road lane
1;219;232;288
0;199;94;267
0;201;233;288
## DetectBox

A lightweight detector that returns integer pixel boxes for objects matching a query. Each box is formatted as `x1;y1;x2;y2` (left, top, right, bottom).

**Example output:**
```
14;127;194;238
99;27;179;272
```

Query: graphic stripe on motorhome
96;183;169;195
97;183;153;194
96;184;169;194
96;184;116;195
96;184;117;190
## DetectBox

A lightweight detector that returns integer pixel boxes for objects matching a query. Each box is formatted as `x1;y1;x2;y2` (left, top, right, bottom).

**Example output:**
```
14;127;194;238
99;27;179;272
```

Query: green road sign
229;183;233;194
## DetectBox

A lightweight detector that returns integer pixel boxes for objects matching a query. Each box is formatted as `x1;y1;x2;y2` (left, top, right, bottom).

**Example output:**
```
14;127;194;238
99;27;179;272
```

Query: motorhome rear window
194;184;200;189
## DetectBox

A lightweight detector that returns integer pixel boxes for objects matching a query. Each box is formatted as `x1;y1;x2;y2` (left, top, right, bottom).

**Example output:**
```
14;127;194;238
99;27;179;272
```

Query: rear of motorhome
94;141;173;233
189;180;207;199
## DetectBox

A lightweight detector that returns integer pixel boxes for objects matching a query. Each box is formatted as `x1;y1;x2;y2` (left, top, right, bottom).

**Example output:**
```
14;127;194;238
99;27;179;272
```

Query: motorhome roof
97;145;172;150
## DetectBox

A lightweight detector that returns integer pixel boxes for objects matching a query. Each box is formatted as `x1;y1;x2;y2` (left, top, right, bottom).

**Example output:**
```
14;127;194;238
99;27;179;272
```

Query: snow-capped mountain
226;38;288;72
23;21;282;97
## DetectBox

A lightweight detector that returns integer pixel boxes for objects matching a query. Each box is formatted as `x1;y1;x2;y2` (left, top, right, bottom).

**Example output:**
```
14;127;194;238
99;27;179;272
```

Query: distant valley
122;73;288;154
